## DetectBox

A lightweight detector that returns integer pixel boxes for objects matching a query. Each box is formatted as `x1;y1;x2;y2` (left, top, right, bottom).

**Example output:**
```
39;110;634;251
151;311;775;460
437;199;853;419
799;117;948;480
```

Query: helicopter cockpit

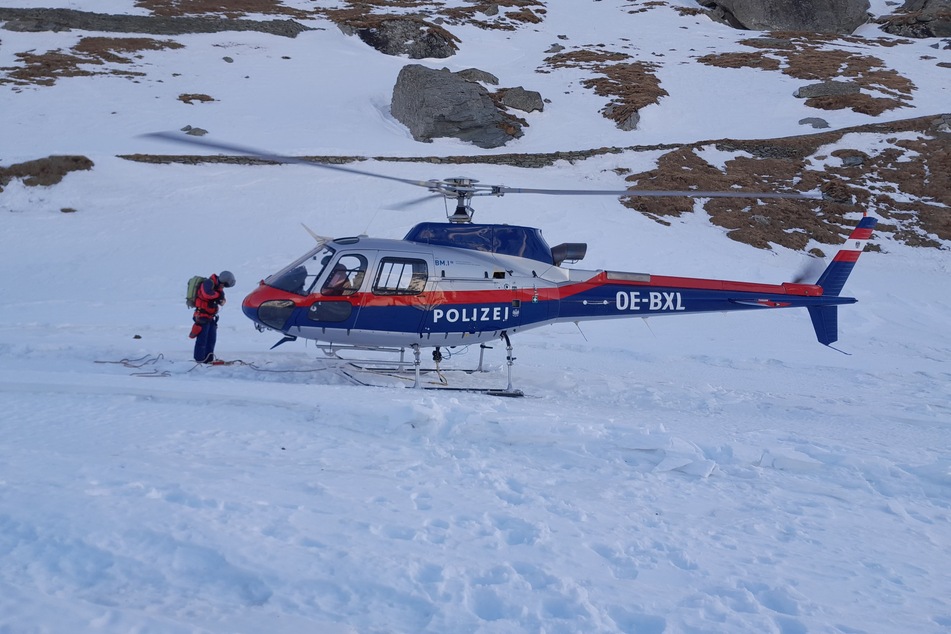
265;244;367;297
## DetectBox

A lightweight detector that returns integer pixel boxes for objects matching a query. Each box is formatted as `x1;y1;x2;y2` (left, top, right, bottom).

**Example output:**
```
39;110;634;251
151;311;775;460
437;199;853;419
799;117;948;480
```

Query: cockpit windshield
265;243;336;296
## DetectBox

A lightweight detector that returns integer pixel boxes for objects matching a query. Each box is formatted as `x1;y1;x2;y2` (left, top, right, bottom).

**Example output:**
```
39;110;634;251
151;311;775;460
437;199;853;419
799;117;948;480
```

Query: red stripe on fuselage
249;269;825;312
248;284;561;310
850;228;873;240
560;272;822;298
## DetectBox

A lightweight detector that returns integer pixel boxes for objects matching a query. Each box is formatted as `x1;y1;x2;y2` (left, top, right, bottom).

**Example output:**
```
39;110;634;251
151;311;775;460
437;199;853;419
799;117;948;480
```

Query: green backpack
185;275;207;308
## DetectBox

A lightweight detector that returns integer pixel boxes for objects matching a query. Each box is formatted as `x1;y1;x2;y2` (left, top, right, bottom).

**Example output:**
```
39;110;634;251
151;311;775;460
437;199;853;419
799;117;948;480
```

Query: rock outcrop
879;0;951;37
390;65;525;148
697;0;871;34
339;17;459;59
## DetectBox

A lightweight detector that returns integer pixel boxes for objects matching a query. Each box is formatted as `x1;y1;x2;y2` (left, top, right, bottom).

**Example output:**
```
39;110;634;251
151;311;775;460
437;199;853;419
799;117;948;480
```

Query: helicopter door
353;254;431;338
306;253;369;330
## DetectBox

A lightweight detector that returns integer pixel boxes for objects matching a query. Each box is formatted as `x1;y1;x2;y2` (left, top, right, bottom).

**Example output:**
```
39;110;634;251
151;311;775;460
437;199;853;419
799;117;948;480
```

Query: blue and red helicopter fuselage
242;218;875;349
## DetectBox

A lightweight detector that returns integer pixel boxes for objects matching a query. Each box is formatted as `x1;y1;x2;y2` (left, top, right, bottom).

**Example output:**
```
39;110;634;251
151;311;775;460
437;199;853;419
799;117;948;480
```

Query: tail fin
809;216;876;345
815;216;877;297
808;305;839;345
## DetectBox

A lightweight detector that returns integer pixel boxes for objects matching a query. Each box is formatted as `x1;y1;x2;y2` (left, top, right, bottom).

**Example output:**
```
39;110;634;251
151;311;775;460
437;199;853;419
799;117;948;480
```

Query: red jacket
194;274;225;321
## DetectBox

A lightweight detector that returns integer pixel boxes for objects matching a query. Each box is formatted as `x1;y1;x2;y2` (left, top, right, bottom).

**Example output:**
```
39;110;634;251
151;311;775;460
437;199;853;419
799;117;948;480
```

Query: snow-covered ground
1;2;949;632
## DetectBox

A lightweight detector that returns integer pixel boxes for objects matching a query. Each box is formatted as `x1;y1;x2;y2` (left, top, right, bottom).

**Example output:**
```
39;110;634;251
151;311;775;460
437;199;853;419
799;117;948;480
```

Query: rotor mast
443;177;478;223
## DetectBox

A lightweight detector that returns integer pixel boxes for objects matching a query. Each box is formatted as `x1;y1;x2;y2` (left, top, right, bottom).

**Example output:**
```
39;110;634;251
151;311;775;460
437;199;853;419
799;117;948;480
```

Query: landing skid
330;332;523;396
317;342;493;373
422;386;523;397
341;368;523;397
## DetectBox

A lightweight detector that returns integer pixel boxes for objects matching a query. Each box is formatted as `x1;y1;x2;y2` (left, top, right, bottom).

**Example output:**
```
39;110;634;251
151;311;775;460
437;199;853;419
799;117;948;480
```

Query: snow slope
1;1;950;632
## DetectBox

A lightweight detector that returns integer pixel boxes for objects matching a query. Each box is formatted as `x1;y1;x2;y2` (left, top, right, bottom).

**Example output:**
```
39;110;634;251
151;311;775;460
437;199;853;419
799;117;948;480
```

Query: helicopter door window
373;258;428;295
320;254;367;296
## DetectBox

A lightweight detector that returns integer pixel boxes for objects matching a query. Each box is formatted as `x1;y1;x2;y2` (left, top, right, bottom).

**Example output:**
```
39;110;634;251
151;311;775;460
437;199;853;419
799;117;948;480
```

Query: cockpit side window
268;245;335;296
320;254;367;296
373;258;428;295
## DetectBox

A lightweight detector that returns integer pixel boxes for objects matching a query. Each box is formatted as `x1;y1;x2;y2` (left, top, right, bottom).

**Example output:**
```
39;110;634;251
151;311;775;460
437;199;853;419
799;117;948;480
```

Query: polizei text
432;306;511;324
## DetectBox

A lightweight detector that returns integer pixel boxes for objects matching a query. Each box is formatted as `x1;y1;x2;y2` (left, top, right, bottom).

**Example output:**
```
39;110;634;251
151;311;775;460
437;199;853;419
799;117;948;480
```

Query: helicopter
147;132;876;396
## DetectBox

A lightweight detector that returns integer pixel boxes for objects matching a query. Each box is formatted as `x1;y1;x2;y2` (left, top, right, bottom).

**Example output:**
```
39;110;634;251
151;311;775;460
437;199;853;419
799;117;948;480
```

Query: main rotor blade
141;131;436;189
494;186;821;200
142;132;820;201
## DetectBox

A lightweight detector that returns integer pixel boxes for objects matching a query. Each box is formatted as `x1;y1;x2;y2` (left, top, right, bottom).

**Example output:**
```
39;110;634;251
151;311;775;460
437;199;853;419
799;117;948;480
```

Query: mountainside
2;0;949;250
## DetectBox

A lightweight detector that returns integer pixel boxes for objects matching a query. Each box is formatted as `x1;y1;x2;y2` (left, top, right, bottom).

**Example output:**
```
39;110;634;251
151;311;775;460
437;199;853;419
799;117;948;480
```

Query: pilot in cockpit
322;263;351;295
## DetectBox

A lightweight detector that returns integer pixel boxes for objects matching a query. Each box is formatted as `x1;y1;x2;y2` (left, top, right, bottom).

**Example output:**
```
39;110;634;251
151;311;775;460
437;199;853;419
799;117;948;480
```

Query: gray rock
794;81;862;98
604;104;641;131
181;126;208;137
0;7;310;37
351;18;457;59
799;117;831;128
390;64;522;148
500;87;544;113
697;0;871;34
880;0;951;37
455;68;499;85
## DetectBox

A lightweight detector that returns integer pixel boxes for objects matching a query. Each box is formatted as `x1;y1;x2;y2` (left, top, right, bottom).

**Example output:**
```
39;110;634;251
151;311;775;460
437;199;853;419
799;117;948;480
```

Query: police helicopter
147;132;876;396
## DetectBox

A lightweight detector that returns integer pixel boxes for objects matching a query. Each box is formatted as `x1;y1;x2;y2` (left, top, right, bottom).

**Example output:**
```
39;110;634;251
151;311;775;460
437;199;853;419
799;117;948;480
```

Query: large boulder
390;65;523;148
698;0;871;34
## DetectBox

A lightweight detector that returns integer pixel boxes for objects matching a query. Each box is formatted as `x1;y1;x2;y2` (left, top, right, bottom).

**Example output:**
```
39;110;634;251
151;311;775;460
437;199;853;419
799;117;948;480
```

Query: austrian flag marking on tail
815;216;877;299
837;220;875;264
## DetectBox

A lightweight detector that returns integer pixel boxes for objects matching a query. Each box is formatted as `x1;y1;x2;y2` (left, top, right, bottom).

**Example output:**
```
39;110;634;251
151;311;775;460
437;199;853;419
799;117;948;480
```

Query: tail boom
552;216;876;346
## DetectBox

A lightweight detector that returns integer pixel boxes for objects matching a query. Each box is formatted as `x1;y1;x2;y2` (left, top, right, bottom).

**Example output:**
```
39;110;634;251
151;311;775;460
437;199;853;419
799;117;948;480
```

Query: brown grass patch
696;51;782;71
542;50;667;127
624;1;668;14
0;156;94;191
698;34;916;115
439;1;546;30
319;1;546;32
804;94;906;116
178;93;215;104
619;118;950;250
0;37;184;87
134;0;311;19
543;50;632;67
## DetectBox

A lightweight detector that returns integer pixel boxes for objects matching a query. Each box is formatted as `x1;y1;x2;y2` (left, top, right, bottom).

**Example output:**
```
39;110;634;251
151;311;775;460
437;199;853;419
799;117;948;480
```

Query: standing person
190;270;235;364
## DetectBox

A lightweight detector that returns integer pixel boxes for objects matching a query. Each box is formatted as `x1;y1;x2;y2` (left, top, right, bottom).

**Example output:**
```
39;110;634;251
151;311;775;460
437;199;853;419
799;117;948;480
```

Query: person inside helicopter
322;263;351;295
321;255;366;296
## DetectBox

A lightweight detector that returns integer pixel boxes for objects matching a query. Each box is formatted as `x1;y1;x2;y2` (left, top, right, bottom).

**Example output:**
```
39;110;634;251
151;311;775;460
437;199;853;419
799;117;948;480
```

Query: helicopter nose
243;284;298;331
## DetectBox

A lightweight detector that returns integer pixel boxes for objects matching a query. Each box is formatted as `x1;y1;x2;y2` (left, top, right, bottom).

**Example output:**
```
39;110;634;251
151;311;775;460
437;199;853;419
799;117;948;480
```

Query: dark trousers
193;318;218;363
